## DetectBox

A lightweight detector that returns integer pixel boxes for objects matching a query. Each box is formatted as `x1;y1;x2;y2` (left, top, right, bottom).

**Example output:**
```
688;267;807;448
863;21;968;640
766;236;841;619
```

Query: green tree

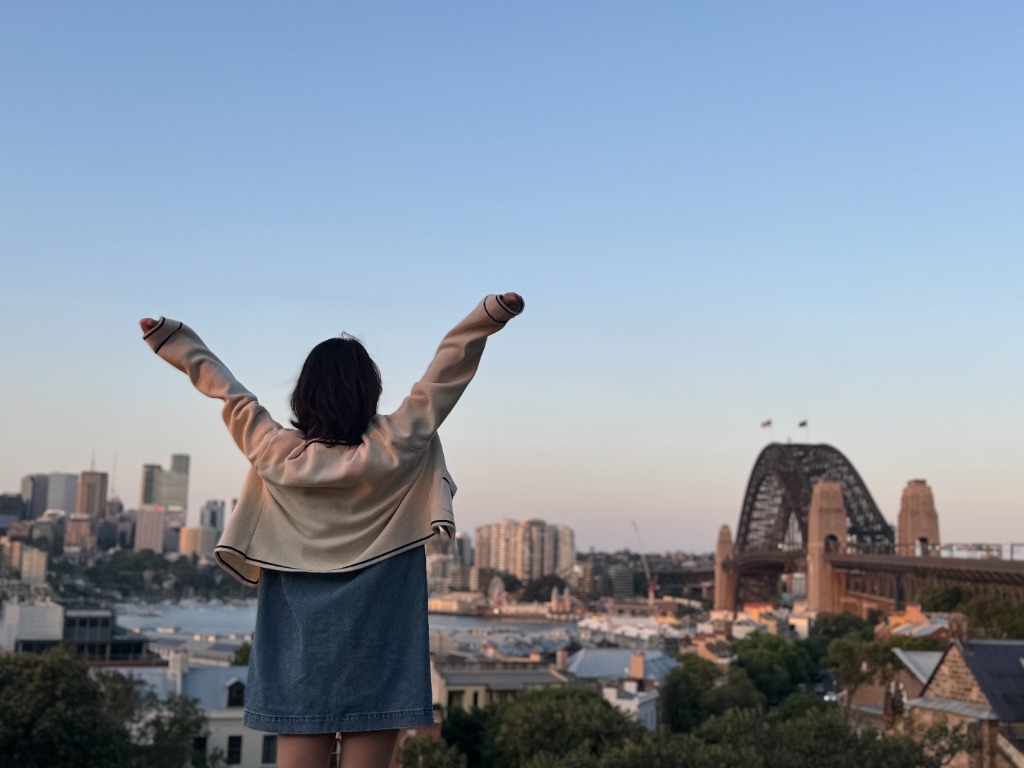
732;632;814;706
701;667;765;717
663;655;718;733
961;596;1024;639
399;737;467;768
490;687;643;768
920;587;972;613
803;612;874;669
0;648;130;768
441;706;502;768
232;641;252;665
130;692;209;768
519;575;567;603
523;730;764;768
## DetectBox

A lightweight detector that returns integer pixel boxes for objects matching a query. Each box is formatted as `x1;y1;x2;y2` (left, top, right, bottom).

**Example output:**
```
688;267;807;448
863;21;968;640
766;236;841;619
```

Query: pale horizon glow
2;3;1022;552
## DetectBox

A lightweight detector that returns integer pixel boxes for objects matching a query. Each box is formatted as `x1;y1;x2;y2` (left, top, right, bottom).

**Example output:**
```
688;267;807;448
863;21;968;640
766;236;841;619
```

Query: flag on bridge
761;419;772;428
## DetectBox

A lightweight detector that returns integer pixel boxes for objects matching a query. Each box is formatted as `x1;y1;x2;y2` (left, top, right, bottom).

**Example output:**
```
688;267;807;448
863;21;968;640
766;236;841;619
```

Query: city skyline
2;3;1022;551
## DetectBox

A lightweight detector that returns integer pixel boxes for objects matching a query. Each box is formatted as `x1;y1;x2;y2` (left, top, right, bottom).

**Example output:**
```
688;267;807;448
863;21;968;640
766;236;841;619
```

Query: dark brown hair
290;334;382;445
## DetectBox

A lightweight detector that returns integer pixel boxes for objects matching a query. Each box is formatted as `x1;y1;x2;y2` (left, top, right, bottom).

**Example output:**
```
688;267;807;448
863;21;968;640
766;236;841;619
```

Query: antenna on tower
90;450;96;471
111;454;118;496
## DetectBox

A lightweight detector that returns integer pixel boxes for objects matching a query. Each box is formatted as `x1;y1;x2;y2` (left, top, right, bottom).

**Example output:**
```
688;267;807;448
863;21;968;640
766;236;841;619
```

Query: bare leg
277;732;337;768
338;729;400;768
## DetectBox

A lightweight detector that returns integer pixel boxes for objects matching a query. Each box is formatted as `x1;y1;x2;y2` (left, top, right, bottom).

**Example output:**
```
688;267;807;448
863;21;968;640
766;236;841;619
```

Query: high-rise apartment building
46;473;78;516
510;519;549;582
555;525;576;573
474;527;492;571
76;471;108;518
474;519;576;582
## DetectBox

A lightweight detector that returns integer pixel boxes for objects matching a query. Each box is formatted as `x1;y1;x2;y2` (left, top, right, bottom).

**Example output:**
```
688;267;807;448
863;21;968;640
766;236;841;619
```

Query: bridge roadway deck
825;553;1024;586
727;549;1024;586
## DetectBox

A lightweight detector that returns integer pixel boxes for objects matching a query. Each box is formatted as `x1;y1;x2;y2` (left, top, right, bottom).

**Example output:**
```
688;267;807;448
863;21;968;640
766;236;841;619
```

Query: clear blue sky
2;2;1021;552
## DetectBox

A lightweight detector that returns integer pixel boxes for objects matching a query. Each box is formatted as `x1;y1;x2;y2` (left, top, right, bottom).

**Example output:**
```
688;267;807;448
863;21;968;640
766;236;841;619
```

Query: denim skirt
243;545;434;734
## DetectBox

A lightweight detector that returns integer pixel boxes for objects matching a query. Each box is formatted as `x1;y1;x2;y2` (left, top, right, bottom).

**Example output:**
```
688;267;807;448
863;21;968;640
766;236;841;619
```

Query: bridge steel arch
735;443;893;555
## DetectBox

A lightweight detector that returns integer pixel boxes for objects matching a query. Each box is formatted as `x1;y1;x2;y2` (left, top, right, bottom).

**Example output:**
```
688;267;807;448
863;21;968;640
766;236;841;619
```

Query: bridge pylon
807;480;845;613
898;479;940;556
714;525;736;611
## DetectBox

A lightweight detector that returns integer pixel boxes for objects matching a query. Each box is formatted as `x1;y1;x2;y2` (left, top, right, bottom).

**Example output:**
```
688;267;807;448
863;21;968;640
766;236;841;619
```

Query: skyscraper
46;473;78;516
199;499;225;532
76;471;108;518
140;454;190;511
134;506;167;554
20;475;48;520
140;454;190;536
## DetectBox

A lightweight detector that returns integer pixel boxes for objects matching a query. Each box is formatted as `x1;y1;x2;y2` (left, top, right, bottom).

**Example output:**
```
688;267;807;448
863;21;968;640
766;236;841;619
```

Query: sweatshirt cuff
143;317;183;354
483;294;524;324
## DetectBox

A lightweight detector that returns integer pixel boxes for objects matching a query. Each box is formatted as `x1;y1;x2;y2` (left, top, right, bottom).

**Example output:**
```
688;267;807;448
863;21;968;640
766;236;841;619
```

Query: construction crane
631;520;659;607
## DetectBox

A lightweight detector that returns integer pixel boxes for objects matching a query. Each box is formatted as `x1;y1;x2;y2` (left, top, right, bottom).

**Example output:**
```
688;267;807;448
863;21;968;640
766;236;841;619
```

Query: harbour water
115;600;574;637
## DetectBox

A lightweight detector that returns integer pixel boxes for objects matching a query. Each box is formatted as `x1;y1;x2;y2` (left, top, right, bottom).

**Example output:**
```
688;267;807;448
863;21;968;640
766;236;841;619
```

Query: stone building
903;639;1024;767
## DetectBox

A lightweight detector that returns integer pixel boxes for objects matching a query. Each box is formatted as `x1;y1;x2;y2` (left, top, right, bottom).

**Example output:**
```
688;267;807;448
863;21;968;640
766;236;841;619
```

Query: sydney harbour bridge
707;443;1024;616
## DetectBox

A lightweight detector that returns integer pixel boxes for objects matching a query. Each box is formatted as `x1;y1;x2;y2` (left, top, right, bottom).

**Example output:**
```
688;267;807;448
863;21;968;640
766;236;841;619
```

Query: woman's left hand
140;318;159;335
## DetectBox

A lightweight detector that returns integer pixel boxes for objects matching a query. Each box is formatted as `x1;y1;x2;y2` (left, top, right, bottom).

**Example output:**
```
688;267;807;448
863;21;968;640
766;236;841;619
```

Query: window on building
227;680;245;707
227;735;243;765
261;735;277;765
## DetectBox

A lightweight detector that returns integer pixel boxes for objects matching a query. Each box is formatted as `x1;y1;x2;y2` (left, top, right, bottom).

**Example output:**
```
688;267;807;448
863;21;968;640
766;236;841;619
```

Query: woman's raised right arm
141;317;282;463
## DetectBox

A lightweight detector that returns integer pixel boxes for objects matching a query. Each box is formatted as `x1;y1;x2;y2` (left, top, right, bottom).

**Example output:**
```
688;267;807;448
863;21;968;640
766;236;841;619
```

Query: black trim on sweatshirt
494;293;522;316
215;551;259;585
215;531;440;573
143;317;166;340
153;321;183;354
482;299;508;325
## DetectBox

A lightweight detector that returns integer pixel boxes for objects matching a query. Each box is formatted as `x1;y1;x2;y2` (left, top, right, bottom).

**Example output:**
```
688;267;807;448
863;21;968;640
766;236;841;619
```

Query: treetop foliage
0;648;209;768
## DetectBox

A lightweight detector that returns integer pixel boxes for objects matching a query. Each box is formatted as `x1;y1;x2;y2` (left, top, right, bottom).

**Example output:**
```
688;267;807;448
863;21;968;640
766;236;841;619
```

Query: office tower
104;498;124;522
46;473;78;516
199;499;225;532
140;454;190;511
64;515;96;553
20;475;48;519
0;494;26;519
76;471;108;518
134;506;167;554
179;526;219;560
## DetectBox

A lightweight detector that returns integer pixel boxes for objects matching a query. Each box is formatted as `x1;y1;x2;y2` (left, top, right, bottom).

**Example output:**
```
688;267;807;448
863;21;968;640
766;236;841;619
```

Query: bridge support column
898;479;940;556
807;480;845;614
714;525;736;611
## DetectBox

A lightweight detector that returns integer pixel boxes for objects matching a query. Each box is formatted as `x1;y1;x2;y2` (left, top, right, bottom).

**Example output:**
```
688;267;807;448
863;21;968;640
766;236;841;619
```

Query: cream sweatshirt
143;294;523;584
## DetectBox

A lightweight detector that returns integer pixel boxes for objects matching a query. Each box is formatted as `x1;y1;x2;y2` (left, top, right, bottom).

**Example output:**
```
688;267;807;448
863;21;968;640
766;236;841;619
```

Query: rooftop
567;648;677;682
961;640;1024;722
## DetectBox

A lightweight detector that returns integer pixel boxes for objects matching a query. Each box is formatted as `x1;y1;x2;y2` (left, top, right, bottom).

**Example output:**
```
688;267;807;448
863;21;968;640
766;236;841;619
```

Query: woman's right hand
500;293;524;314
140;318;159;335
